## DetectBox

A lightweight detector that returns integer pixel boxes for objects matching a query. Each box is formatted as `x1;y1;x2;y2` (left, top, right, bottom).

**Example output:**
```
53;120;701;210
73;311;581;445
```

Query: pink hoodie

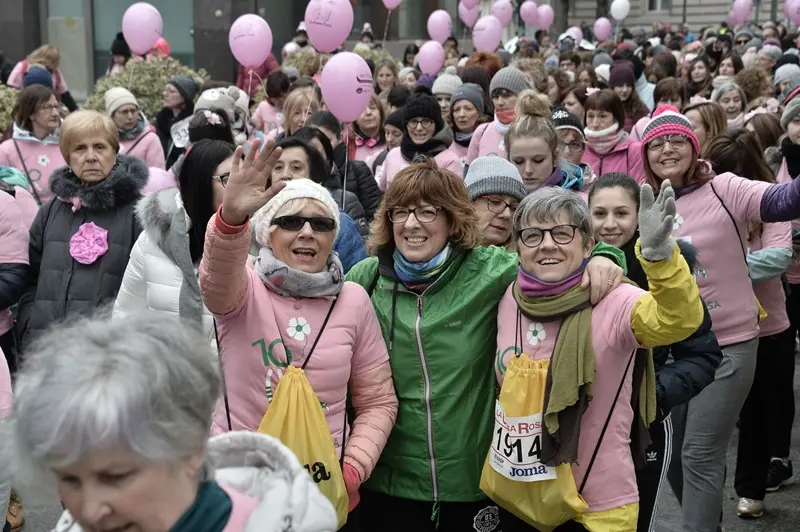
7;61;69;95
449;141;469;168
749;221;792;337
120;130;165;170
465;122;506;164
582;136;646;184
0;189;31;336
379;146;462;191
199;212;398;484
0;132;65;204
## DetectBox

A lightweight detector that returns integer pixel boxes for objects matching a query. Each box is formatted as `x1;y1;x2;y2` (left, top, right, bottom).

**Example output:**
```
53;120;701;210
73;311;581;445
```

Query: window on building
648;0;671;11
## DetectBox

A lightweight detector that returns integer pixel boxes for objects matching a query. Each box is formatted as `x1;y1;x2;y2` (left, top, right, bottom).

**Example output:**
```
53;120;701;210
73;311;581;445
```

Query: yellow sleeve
630;240;705;348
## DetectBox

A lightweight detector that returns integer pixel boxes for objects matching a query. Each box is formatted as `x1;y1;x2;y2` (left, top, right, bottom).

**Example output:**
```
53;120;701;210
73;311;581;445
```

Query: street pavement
18;361;800;531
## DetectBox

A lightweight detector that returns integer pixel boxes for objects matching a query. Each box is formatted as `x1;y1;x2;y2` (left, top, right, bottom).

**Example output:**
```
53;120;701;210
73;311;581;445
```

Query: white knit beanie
774;63;800;88
432;73;463;97
252;180;341;247
104;87;138;116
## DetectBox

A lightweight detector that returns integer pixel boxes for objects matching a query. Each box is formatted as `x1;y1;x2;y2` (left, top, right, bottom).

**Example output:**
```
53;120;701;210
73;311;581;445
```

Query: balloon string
127;59;136;88
248;71;253;102
248;69;267;100
383;10;392;48
341;126;351;213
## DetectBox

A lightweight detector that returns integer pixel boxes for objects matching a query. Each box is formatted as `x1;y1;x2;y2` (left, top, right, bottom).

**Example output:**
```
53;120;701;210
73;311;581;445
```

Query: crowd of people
0;15;798;532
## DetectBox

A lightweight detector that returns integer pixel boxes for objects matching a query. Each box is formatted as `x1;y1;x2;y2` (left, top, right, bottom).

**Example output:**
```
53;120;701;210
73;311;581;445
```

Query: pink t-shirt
0;189;31;336
466;122;506;164
749;221;792;337
495;283;644;513
212;268;389;455
673;172;769;346
379;146;463;191
775;158;800;284
252;101;283;135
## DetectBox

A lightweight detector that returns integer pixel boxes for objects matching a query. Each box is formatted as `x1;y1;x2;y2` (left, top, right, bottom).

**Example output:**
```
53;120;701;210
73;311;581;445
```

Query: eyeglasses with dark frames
557;140;586;153
388;205;442;224
517;224;578;248
484;197;519;214
647;135;689;152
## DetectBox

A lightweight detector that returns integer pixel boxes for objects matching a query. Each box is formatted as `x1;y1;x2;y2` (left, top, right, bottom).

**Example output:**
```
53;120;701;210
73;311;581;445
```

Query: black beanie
385;108;405;129
111;32;131;58
403;91;444;132
551;106;584;141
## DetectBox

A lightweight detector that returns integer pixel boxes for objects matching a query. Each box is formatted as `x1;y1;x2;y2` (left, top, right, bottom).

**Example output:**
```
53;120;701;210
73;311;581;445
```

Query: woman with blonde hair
6;44;78;111
352;93;386;165
269;89;320;143
681;100;727;155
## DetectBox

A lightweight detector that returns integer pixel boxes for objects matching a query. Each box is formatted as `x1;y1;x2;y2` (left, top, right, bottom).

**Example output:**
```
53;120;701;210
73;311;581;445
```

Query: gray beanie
774;63;800;88
780;75;800;104
760;44;783;62
465;156;528;201
592;52;613;68
742;37;763;54
489;67;530;97
781;97;800;129
734;29;754;43
432;73;463;96
168;75;199;104
452;83;485;115
398;66;416;80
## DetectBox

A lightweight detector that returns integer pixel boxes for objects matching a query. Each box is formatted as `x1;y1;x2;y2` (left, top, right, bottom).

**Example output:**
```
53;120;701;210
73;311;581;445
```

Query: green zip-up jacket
345;243;625;502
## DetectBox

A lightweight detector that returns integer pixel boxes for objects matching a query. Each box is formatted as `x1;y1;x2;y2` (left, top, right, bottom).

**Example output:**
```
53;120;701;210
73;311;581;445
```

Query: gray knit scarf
156;208;204;323
254;247;344;298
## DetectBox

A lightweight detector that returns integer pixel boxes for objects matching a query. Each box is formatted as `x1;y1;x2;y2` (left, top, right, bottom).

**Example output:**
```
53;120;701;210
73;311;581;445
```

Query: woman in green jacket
345;159;625;531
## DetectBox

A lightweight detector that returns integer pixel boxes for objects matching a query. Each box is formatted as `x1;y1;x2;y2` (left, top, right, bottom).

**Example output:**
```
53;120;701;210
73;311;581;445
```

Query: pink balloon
785;0;797;17
567;26;583;42
427;10;453;43
418;41;445;74
122;3;163;55
305;0;354;53
727;10;741;27
731;0;750;23
520;1;539;26
472;15;503;52
320;52;373;122
461;0;480;8
458;2;480;28
229;14;273;68
593;17;612;41
492;0;514;26
383;0;402;10
791;1;800;25
537;4;555;30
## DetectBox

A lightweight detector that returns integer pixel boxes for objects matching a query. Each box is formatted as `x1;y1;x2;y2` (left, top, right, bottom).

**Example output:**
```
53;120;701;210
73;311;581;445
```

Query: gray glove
639;179;676;261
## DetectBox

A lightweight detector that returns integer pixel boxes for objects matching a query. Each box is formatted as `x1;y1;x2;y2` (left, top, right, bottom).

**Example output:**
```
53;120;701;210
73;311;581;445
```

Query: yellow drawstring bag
258;365;349;528
480;354;589;532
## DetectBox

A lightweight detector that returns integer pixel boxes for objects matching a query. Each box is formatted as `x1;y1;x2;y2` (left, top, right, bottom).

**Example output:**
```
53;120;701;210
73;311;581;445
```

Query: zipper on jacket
414;295;439;501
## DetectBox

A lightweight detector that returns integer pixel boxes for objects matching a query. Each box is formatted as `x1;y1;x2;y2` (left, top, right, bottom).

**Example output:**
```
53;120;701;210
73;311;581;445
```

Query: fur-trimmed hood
49;155;148;212
135;187;189;240
765;145;783;175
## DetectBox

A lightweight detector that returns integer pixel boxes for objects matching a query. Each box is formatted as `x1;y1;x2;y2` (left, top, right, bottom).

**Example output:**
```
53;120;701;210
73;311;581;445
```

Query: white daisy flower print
287;317;311;342
673;214;684;232
527;322;546;346
37;154;49;167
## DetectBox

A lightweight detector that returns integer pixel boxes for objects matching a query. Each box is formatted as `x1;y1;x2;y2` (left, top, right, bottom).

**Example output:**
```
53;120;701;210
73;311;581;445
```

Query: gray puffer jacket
15;156;147;353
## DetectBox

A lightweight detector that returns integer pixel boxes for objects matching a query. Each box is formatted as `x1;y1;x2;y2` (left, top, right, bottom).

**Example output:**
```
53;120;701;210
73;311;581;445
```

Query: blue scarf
393;244;451;285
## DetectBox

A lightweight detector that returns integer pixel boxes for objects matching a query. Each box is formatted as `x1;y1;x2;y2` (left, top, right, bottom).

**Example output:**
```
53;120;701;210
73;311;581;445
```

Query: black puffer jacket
15;156;147;353
326;165;369;238
624;236;723;415
332;143;383;221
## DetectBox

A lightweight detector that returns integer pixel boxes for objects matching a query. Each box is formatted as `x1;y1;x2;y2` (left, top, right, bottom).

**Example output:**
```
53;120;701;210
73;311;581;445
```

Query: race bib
489;401;557;483
170;116;192;149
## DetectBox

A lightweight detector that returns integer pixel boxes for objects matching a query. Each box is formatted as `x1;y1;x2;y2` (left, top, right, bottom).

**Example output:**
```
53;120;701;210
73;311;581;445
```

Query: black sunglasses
272;215;336;233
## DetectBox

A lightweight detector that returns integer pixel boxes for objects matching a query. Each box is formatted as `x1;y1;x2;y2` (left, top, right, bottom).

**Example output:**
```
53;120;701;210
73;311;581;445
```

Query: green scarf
169;482;233;532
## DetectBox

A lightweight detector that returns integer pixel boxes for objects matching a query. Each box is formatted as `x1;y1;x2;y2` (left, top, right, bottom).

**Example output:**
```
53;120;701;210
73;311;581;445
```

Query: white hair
1;312;221;501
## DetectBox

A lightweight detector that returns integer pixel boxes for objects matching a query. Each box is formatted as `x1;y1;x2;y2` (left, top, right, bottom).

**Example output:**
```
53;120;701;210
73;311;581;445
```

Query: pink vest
673;173;770;346
495;283;645;512
749;221;792;337
212;269;389;454
466;122;506;164
379;146;463;191
0;138;65;204
7;61;69;94
120;130;165;169
775;158;800;284
581;136;646;184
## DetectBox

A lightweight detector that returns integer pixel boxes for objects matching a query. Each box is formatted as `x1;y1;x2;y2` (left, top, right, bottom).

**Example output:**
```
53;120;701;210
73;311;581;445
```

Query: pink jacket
449;141;469;169
582;136;646;184
0;188;31;336
199;212;398;483
465;122;506;164
775;158;800;284
120;130;165;170
749;221;792;337
252;101;282;134
379;146;463;191
0;134;66;204
7;61;69;95
630;116;650;141
140;167;177;195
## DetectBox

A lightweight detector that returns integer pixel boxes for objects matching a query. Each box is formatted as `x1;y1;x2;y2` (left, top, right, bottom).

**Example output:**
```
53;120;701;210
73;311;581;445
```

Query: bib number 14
489;401;557;482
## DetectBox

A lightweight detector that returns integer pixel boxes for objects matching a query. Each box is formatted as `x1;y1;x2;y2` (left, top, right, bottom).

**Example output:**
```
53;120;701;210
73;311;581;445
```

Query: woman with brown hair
632;78;688;140
575;64;598;90
681;100;727;155
746;112;783;153
546;68;571;105
345;158;625;532
685;56;713;99
353;93;386;166
561;86;589;127
609;61;650;132
736;67;774;104
6;45;78;111
465;51;504;79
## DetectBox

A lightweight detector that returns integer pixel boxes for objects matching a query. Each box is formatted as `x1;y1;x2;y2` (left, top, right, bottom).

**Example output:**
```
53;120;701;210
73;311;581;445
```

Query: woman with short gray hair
2;313;337;532
492;182;705;530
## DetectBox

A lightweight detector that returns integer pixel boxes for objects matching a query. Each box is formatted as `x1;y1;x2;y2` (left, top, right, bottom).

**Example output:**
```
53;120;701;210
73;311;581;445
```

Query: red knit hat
640;105;700;158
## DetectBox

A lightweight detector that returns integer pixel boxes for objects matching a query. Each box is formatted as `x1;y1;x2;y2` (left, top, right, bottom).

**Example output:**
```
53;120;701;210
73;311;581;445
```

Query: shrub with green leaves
0;83;20;131
84;56;207;121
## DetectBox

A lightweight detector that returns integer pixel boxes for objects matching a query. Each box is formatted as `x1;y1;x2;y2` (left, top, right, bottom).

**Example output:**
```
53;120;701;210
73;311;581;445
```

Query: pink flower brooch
69;222;109;264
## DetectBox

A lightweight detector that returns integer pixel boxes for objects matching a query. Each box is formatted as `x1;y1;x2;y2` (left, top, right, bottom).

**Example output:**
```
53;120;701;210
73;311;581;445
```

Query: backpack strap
12;139;42;206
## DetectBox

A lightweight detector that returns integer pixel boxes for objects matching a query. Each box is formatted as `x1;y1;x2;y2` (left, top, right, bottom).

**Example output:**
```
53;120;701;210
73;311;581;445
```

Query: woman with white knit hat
431;73;463;126
105;87;166;169
199;139;398;529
